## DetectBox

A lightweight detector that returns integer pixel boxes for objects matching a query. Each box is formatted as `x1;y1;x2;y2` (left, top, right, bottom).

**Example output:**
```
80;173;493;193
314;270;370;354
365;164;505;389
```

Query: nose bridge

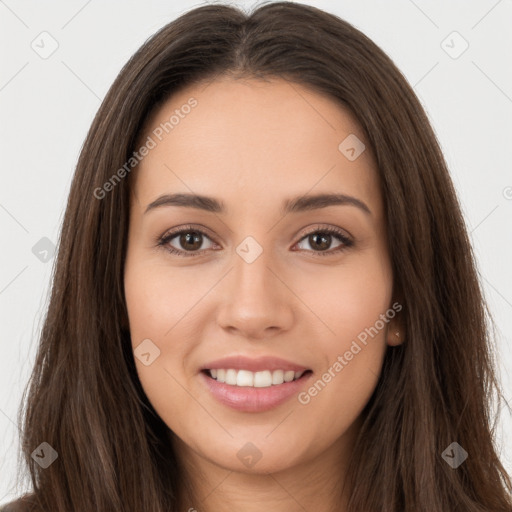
232;234;279;304
216;233;293;337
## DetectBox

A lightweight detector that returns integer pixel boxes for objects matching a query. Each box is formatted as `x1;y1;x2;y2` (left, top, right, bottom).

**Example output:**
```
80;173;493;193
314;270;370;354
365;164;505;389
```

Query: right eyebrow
144;193;224;214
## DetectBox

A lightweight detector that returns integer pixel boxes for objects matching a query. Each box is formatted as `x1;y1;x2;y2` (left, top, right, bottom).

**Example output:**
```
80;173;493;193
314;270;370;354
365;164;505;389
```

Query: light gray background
1;0;511;504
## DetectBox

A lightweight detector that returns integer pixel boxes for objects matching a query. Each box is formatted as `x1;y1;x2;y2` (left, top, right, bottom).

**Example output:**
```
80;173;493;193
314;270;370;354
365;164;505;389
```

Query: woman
3;2;511;511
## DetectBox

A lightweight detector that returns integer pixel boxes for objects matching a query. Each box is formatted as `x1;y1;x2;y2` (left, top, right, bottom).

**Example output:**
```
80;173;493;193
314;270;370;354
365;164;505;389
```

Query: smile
206;368;308;387
200;368;313;412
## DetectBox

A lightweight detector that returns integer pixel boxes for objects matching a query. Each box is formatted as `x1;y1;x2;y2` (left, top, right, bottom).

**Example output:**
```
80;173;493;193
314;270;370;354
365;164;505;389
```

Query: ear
385;300;405;346
386;321;404;346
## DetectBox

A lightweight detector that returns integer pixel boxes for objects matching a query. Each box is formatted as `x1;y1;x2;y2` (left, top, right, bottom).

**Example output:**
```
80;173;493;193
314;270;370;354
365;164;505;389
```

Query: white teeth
208;368;307;387
236;370;253;387
272;369;284;385
284;370;295;382
254;370;272;388
225;369;237;385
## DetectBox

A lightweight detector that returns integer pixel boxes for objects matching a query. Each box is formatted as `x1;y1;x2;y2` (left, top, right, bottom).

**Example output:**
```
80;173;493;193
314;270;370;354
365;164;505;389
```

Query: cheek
295;252;392;403
295;250;392;343
124;256;199;427
124;255;193;341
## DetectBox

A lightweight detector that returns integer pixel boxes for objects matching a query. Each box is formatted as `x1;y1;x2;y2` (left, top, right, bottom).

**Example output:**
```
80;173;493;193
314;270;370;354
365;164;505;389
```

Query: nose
216;242;294;340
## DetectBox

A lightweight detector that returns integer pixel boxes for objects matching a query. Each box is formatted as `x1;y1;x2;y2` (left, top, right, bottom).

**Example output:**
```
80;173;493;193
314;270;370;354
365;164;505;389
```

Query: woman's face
124;76;401;475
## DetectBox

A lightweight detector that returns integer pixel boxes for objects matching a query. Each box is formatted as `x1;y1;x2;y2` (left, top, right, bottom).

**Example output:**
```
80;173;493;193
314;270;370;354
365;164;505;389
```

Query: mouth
202;368;313;388
200;367;314;413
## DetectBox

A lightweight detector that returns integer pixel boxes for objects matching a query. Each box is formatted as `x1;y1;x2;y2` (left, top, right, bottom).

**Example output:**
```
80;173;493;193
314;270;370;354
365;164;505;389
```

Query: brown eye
158;225;352;258
294;227;353;256
159;227;216;257
177;231;204;251
306;232;332;251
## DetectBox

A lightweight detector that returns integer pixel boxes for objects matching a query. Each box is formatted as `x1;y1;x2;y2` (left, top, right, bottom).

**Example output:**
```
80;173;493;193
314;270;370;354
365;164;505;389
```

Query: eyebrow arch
144;192;371;216
283;193;371;216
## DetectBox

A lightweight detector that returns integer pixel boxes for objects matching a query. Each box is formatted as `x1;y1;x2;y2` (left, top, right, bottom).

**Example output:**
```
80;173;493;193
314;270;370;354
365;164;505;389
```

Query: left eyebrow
144;192;372;216
282;193;372;216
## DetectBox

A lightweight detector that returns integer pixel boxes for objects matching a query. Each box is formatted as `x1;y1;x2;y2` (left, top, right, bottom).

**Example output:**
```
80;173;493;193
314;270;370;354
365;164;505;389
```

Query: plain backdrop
1;0;511;504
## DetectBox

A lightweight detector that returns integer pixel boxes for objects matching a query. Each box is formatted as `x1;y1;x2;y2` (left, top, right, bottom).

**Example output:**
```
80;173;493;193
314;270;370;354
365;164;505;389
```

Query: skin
124;76;404;512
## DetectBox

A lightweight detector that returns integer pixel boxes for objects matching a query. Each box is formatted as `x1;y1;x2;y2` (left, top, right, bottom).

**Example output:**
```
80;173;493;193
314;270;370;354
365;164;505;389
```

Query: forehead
131;76;381;217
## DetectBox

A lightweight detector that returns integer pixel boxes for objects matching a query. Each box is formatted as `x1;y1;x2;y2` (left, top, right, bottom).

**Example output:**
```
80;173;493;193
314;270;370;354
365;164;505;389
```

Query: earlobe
386;321;405;346
386;292;405;346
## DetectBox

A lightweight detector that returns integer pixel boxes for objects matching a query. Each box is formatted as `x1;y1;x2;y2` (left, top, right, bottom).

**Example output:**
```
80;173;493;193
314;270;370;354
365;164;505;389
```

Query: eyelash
157;224;354;258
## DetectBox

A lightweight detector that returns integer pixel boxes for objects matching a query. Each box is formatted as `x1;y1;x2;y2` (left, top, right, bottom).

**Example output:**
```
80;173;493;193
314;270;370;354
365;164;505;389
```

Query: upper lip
200;355;310;373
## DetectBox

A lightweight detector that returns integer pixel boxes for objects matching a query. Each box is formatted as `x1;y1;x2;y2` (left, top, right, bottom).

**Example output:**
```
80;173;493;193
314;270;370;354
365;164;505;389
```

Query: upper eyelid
161;224;218;244
160;224;352;248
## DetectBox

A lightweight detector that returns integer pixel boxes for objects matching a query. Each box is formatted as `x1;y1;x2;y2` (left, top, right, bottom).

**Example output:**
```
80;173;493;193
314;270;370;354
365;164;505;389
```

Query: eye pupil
180;232;202;250
310;233;331;251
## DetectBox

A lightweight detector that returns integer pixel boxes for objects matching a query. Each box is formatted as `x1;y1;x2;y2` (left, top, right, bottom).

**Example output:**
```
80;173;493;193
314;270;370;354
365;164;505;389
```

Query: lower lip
200;370;313;412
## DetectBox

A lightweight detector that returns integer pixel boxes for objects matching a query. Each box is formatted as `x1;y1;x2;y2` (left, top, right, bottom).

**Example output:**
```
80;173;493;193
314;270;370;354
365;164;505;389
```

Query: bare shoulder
0;494;37;512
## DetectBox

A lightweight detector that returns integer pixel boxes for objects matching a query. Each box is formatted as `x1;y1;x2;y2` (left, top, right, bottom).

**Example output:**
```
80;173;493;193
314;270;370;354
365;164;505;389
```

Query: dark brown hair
10;2;512;511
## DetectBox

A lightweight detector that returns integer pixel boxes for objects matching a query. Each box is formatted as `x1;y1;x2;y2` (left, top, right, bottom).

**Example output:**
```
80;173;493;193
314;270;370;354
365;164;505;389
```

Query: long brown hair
12;2;512;511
